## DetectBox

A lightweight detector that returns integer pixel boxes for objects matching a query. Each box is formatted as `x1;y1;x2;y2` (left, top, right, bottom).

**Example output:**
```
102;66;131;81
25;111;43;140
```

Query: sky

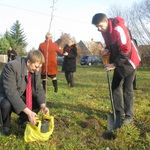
0;0;142;51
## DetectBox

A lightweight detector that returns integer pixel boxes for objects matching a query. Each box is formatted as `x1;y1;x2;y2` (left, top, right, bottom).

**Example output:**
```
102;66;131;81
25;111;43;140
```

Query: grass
0;64;150;150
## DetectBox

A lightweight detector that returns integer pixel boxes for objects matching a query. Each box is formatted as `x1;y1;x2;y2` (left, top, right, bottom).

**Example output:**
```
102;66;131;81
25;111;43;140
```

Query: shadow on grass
47;101;107;119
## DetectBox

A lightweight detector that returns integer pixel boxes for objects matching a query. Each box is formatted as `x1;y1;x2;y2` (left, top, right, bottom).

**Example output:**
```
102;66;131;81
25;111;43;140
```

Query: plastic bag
24;115;54;142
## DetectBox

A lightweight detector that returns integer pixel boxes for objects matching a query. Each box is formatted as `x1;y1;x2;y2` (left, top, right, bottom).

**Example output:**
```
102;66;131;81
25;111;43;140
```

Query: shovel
100;51;121;131
106;71;121;131
41;113;50;133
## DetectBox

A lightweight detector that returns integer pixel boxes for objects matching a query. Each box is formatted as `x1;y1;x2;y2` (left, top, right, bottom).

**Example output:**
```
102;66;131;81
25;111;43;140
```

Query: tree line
0;20;27;56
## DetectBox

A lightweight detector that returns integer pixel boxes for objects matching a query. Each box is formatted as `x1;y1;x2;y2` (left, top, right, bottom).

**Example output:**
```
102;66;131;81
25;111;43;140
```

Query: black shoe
54;87;58;93
2;127;10;136
16;118;27;129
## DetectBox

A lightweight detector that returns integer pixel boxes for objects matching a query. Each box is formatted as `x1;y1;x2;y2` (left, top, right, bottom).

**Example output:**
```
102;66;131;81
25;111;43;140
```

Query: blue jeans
112;69;136;119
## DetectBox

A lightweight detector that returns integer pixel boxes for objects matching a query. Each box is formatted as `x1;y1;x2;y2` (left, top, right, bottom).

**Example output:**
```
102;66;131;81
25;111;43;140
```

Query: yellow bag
24;115;54;142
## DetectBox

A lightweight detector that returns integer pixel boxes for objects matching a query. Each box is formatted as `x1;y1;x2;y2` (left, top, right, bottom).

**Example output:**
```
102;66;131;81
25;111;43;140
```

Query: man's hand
28;111;38;125
41;107;49;115
40;103;49;115
105;63;116;71
100;49;109;56
23;107;37;125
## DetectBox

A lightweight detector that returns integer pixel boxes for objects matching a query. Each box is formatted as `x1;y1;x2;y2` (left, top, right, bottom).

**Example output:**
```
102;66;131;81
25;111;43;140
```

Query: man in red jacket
92;13;141;125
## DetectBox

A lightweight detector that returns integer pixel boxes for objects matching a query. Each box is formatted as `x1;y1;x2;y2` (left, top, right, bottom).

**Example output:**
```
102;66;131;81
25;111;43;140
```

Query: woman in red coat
39;32;63;92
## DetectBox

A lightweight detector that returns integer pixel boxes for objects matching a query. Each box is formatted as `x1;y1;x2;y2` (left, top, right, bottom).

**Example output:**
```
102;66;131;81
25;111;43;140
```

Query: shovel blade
107;113;121;131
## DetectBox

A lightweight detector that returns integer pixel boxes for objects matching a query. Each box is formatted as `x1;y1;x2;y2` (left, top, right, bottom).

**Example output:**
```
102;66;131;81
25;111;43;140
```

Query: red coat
39;39;63;75
101;17;141;77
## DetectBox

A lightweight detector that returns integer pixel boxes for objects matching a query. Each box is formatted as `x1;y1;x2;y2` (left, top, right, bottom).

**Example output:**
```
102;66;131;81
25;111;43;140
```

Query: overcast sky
0;0;142;51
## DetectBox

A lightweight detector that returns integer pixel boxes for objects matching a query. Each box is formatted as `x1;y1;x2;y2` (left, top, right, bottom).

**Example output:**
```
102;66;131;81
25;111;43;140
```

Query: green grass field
0;65;150;150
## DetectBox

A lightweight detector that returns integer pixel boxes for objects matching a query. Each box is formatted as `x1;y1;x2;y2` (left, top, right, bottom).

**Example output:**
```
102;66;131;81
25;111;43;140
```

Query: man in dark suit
7;46;17;62
0;50;49;136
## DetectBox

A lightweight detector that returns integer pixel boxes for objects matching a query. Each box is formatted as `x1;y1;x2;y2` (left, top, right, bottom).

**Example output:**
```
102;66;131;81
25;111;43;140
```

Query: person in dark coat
62;38;78;87
0;50;49;136
7;46;17;62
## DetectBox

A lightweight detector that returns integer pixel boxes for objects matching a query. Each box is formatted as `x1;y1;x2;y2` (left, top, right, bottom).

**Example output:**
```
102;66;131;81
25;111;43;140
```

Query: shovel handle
107;71;116;124
100;51;116;123
100;51;110;65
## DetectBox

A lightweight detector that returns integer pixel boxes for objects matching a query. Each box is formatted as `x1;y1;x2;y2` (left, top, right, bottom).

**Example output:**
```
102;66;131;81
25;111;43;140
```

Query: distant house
55;33;71;49
78;40;92;53
55;33;104;63
78;39;104;56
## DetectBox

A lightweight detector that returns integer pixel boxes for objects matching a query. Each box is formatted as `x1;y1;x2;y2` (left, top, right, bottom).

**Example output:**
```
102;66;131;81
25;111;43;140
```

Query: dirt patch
80;116;116;140
54;116;70;130
79;116;100;130
102;132;116;140
53;115;116;146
